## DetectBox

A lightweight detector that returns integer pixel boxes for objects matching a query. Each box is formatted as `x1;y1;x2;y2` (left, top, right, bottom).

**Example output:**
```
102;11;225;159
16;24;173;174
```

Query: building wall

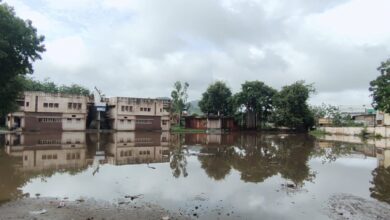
22;91;89;114
107;97;171;131
207;119;221;129
62;113;87;130
24;112;63;131
8;92;89;131
354;115;376;126
134;115;159;131
161;116;171;131
185;118;207;129
320;126;390;138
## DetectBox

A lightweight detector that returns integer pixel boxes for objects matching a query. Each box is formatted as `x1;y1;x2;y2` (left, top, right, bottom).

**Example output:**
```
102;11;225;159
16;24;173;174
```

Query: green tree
199;81;233;116
20;77;91;96
235;81;276;129
310;104;343;126
0;3;45;117
171;81;189;126
369;58;390;113
273;81;315;131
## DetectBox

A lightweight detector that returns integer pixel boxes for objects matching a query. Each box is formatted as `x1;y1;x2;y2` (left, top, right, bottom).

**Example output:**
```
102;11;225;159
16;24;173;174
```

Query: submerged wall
320;126;390;138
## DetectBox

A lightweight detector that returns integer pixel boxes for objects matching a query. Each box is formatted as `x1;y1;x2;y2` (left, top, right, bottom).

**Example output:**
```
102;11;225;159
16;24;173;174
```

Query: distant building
184;116;238;131
318;118;333;126
376;111;390;126
6;91;91;131
338;105;374;117
352;114;376;126
106;97;171;131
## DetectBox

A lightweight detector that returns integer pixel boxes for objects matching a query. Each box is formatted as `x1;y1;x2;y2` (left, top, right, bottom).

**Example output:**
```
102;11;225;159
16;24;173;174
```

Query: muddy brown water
0;132;389;219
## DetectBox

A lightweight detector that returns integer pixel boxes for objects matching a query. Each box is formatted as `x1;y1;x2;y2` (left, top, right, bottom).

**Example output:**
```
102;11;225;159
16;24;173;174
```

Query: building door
13;117;21;129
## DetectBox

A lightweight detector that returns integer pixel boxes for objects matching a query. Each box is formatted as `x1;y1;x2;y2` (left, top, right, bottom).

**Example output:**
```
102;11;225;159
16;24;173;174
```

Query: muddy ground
0;197;190;220
327;194;390;220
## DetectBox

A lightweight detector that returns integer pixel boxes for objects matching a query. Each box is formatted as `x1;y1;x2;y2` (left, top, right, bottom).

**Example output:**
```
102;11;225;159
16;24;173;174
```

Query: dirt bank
327;194;390;220
0;197;190;220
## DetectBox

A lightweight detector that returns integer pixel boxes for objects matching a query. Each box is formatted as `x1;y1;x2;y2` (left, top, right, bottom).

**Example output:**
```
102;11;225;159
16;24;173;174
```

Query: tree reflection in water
170;134;188;178
370;166;390;204
191;133;316;186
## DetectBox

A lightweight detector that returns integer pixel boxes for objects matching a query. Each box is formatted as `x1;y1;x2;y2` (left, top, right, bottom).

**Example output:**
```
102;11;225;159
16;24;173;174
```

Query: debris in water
124;194;143;201
147;163;156;169
22;193;30;198
29;209;47;215
57;201;65;208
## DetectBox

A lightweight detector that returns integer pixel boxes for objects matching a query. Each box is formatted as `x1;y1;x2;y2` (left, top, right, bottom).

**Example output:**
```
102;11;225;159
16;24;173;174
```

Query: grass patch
309;129;328;137
170;125;206;133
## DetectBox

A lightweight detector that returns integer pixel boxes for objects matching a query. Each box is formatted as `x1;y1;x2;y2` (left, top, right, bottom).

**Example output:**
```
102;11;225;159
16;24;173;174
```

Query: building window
76;118;81;122
54;103;59;108
162;120;167;125
136;119;153;125
130;106;133;112
26;102;29;107
67;118;72;122
43;103;48;108
160;108;162;112
120;119;124;123
121;106;125;111
127;120;131;123
140;107;143;111
78;103;82;109
38;118;62;123
16;101;24;106
49;103;53;108
68;103;72;109
148;108;151;112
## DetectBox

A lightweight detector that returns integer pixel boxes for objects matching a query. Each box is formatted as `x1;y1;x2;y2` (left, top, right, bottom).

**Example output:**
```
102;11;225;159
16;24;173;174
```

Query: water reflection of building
377;148;390;168
4;132;173;170
4;132;87;171
316;135;390;168
104;132;170;165
183;133;238;146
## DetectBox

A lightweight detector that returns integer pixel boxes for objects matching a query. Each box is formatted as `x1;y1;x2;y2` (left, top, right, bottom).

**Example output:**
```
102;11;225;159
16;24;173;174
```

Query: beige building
6;91;91;131
106;97;171;131
376;111;390;126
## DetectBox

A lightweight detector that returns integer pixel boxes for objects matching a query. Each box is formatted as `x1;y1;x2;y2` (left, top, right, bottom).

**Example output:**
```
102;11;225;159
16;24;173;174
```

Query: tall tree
369;58;390;113
171;81;189;126
273;81;315;131
235;81;276;129
199;81;233;116
0;3;45;117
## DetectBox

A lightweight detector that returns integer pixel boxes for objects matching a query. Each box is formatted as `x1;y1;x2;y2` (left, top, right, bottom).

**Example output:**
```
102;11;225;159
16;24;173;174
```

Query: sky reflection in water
0;132;389;219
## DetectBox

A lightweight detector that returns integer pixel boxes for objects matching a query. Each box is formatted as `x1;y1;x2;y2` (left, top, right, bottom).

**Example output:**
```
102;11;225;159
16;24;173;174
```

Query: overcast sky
5;0;390;106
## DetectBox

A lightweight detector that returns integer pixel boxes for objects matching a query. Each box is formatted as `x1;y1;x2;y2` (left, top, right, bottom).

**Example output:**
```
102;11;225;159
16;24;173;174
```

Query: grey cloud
7;0;389;105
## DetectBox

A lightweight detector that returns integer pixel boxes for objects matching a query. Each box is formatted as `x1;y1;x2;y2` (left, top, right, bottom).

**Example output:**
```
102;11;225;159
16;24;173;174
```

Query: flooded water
0;131;389;219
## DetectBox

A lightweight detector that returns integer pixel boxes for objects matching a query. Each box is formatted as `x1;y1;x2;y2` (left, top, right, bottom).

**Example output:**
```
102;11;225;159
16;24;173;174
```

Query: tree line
172;80;315;131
